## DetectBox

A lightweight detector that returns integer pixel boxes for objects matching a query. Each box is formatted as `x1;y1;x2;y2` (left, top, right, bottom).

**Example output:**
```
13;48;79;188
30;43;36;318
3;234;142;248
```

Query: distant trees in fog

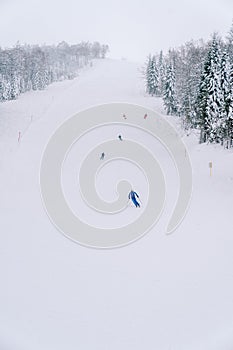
0;41;109;102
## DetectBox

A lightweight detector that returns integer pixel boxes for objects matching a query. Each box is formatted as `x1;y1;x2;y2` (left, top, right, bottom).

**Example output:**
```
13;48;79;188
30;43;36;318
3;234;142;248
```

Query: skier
128;190;140;208
118;134;123;141
100;152;105;160
144;113;148;119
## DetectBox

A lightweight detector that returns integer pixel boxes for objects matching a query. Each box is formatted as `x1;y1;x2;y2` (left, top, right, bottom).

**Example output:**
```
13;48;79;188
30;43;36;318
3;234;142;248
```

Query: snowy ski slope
1;59;233;350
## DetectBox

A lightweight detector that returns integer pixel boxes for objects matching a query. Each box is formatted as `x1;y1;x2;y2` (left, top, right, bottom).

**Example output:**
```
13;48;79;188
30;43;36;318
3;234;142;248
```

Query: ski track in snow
1;58;233;350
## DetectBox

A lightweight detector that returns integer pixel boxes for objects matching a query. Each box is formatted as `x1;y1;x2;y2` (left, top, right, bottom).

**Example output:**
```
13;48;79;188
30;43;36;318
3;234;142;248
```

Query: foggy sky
0;0;232;62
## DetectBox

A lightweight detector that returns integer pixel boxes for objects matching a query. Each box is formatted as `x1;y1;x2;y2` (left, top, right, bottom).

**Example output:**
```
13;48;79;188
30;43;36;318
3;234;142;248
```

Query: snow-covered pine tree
157;50;165;96
8;52;20;99
163;63;177;115
196;35;224;143
10;74;20;99
227;21;233;62
150;55;159;96
228;60;233;146
196;56;210;142
220;50;233;146
146;55;159;96
145;54;152;94
0;75;3;101
178;41;206;129
2;77;11;101
0;75;9;101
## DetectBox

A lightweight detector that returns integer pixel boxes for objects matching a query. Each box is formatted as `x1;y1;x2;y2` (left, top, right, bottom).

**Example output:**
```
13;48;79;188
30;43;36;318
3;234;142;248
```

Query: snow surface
1;58;233;350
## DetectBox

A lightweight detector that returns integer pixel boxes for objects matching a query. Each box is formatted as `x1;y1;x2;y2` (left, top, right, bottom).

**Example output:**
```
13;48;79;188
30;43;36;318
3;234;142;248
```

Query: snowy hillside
1;58;233;350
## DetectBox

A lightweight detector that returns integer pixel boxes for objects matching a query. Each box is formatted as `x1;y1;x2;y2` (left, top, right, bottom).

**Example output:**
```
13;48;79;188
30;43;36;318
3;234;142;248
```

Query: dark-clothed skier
100;152;105;160
128;190;140;208
118;135;123;141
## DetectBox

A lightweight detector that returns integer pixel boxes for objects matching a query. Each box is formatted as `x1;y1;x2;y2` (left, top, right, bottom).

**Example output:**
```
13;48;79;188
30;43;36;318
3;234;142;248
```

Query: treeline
144;22;233;147
0;41;109;102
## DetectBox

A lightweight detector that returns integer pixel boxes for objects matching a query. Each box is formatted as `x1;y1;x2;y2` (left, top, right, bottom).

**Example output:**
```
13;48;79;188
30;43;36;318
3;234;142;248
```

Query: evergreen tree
196;36;224;143
163;63;177;115
178;41;206;129
10;74;20;99
146;55;159;96
226;21;233;62
145;54;152;94
220;50;233;146
157;50;165;96
150;56;159;96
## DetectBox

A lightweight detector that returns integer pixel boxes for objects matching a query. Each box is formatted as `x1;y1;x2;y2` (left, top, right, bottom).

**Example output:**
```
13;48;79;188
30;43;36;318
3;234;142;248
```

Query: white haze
0;0;232;62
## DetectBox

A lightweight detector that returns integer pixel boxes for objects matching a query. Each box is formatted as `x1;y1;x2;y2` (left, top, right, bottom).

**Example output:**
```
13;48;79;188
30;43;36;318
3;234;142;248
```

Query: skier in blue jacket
128;190;140;208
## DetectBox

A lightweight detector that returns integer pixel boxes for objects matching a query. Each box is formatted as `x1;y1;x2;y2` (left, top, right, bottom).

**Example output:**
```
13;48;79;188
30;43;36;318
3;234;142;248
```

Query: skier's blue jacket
128;191;140;207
